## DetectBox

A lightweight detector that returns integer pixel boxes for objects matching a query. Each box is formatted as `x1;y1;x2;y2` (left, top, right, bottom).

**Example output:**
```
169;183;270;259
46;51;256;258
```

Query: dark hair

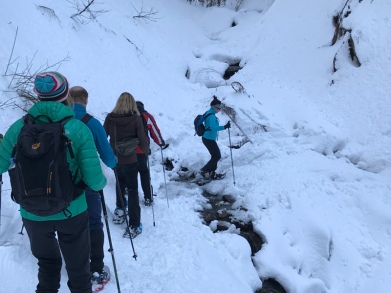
210;95;221;106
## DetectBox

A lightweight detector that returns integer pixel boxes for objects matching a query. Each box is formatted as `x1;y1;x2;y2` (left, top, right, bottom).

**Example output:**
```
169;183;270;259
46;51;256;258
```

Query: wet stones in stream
200;192;264;255
199;192;287;293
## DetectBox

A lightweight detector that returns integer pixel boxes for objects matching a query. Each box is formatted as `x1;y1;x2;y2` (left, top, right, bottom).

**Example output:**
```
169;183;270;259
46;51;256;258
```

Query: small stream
167;161;287;293
199;192;286;293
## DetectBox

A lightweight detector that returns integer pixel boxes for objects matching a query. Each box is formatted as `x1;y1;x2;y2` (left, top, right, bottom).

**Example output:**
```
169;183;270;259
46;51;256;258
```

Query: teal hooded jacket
202;107;225;141
0;102;107;221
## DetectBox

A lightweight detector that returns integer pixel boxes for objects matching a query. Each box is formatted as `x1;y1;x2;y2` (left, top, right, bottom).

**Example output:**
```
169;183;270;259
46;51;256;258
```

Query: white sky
1;0;391;292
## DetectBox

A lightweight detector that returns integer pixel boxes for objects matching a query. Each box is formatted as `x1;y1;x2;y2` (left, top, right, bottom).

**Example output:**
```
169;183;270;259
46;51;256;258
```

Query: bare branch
5;26;18;75
0;97;17;111
2;53;71;110
71;0;95;17
132;2;160;23
68;0;108;24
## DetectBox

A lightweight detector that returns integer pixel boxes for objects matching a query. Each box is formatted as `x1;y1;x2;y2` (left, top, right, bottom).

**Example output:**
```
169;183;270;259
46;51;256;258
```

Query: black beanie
210;95;221;106
136;101;145;112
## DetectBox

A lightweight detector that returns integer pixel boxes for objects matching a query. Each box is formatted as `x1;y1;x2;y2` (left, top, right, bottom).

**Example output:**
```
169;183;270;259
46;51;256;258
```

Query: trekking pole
228;128;236;185
160;147;169;208
113;168;138;261
18;224;24;235
146;157;156;227
225;113;252;144
99;190;121;293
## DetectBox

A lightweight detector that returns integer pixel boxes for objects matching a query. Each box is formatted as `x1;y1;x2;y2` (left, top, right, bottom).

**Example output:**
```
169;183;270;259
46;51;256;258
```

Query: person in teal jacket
0;72;107;293
200;96;230;180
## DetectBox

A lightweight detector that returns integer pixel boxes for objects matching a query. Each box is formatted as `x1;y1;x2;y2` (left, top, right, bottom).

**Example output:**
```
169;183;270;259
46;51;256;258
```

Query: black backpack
194;113;212;136
9;114;83;217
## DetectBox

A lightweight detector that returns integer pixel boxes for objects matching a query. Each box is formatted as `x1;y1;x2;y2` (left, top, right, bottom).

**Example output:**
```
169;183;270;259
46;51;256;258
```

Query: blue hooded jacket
202;107;225;140
74;103;117;168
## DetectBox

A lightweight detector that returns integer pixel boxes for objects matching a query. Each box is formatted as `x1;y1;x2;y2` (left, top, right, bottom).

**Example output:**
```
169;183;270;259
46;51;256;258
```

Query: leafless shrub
68;0;108;24
132;2;160;23
0;97;17;111
3;51;71;110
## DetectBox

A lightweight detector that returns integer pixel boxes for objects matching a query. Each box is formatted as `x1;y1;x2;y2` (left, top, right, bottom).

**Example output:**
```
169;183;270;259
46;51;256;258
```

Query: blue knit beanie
34;71;69;102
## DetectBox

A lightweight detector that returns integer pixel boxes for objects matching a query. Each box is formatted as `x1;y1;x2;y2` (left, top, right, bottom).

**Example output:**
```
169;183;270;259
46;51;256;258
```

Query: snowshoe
211;172;225;180
91;265;110;292
123;223;142;239
113;207;125;224
144;198;153;207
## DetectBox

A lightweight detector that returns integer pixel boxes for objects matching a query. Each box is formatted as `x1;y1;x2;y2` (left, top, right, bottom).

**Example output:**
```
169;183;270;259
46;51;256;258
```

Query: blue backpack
194;113;213;136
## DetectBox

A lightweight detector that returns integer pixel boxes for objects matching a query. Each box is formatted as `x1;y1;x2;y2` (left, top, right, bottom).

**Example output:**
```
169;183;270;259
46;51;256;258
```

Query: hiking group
0;71;230;293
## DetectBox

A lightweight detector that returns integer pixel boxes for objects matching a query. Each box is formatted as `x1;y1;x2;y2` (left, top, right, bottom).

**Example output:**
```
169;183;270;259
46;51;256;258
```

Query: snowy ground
1;0;391;292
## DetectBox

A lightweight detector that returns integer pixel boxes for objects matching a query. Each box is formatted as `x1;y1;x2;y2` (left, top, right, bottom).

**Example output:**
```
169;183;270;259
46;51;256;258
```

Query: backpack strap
140;112;153;146
203;113;213;119
24;114;55;124
140;112;148;134
57;116;75;159
203;112;213;132
81;113;93;125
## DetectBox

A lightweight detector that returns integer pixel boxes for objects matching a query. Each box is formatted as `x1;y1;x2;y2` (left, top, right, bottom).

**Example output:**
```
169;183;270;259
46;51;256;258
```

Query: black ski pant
23;211;91;293
201;137;221;173
137;154;152;201
86;188;104;274
115;162;141;227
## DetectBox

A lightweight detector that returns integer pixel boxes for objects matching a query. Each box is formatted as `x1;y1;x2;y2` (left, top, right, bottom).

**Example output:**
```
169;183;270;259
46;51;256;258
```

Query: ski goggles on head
213;104;222;110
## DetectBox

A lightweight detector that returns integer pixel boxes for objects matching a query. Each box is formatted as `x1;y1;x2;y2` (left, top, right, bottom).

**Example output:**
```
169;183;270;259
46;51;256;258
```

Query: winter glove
159;140;166;147
224;121;231;129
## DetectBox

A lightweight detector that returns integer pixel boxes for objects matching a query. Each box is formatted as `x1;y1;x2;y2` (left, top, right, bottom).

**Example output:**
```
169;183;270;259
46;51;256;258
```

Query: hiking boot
123;223;142;239
210;172;225;180
91;265;110;285
113;207;125;224
144;198;153;207
200;170;211;179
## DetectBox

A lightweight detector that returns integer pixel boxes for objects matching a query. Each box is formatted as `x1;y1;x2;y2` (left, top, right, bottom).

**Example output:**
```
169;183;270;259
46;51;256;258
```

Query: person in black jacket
104;92;150;239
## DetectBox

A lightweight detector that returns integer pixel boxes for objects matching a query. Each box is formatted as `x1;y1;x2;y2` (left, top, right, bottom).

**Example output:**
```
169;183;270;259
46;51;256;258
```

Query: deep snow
1;0;391;292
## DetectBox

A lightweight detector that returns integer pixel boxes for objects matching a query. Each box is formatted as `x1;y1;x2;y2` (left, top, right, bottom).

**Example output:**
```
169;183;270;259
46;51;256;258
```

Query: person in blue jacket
200;96;230;179
69;86;117;286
